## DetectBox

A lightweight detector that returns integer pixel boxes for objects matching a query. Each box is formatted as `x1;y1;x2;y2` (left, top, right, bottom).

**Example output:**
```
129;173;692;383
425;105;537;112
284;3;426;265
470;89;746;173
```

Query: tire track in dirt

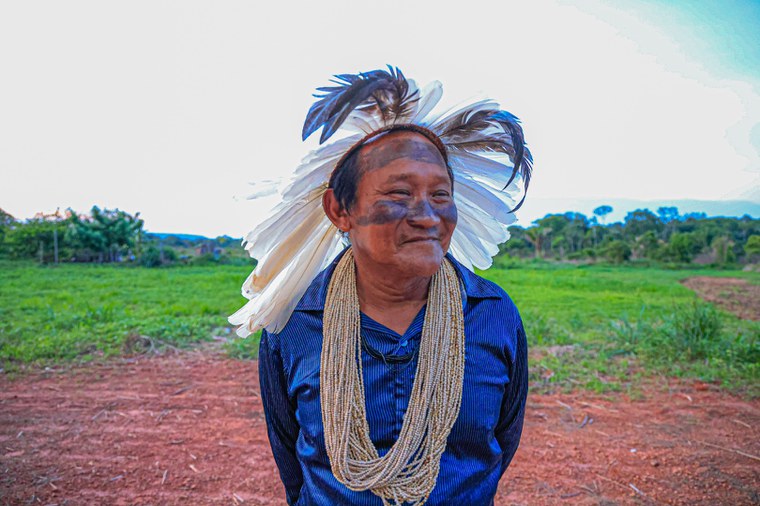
682;276;760;321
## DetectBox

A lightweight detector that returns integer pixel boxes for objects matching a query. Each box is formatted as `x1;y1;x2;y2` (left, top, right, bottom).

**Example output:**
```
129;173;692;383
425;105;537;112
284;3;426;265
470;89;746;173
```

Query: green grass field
1;259;757;395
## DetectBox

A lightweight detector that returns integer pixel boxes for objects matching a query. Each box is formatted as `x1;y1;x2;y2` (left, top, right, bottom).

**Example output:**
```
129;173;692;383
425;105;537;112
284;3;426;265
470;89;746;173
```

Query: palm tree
525;226;552;259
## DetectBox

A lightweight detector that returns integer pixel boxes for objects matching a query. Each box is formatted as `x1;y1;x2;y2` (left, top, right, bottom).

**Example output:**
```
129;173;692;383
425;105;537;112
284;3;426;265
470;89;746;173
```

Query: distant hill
146;232;241;243
516;199;760;226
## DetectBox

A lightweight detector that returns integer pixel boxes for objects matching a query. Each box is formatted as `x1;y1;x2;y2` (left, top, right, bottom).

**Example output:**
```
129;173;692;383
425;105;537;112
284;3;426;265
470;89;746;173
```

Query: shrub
745;235;760;261
601;240;631;263
661;300;722;361
140;246;178;267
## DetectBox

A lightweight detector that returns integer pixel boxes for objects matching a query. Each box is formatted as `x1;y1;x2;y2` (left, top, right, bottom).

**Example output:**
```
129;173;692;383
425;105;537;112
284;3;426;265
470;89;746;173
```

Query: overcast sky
1;0;758;237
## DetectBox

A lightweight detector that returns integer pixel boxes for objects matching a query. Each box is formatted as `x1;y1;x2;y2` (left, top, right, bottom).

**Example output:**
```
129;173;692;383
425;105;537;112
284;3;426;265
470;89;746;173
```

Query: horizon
1;1;758;238
122;197;760;239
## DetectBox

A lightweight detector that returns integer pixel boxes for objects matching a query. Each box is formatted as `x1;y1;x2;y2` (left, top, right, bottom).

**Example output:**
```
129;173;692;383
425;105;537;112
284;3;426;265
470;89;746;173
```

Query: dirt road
682;276;759;321
1;351;758;505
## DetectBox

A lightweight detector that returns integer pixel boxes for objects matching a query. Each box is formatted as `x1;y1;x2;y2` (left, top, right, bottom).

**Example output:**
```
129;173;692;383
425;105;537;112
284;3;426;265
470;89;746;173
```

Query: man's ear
323;189;351;232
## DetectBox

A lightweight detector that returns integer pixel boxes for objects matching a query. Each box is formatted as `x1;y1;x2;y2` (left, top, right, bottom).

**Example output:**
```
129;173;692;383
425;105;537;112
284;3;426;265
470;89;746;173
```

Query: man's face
345;131;458;278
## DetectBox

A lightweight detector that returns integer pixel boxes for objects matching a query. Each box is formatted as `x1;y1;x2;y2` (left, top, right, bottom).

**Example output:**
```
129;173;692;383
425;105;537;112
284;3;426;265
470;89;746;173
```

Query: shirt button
400;340;408;347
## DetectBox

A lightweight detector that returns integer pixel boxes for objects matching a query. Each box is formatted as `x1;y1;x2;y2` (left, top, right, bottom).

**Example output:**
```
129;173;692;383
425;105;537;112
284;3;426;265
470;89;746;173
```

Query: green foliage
661;232;702;262
746;235;760;260
661;301;722;361
1;207;143;263
140;246;178;267
3;218;67;261
501;207;759;267
66;206;144;262
609;301;758;392
223;331;262;359
0;208;16;254
601;240;631;263
593;205;612;221
711;236;735;265
656;206;680;223
624;209;663;240
483;263;759;395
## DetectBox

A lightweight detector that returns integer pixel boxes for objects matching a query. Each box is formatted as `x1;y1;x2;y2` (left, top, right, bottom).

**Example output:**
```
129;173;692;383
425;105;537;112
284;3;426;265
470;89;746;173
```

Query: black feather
491;111;533;211
302;66;418;144
439;107;532;212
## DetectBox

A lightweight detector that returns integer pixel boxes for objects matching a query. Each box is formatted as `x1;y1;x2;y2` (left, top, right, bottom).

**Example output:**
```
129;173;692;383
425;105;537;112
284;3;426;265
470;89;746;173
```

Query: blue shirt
258;249;528;505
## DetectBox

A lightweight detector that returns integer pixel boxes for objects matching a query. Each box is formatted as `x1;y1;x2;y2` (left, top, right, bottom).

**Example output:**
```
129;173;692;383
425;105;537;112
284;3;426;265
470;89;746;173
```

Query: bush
745;235;760;262
140;246;178;267
601;240;631;263
661;300;722;361
661;232;702;263
567;248;596;260
609;300;758;374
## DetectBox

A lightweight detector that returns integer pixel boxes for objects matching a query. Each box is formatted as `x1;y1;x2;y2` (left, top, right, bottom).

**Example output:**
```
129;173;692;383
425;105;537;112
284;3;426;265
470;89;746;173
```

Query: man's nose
406;199;441;227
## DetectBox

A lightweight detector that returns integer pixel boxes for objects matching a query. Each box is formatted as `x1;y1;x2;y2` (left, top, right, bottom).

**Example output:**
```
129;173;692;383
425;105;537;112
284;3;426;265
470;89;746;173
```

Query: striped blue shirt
259;249;528;505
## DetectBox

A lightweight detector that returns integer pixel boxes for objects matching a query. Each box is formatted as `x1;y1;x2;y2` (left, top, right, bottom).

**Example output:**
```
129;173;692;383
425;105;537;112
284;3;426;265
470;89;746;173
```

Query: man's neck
353;260;431;335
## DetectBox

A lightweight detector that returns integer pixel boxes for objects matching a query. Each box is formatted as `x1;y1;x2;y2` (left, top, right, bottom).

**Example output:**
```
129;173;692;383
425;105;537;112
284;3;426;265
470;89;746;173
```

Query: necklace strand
321;249;465;505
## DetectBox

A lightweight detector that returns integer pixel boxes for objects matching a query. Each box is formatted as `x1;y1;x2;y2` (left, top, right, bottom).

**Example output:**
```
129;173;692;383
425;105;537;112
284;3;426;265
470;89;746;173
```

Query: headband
331;123;449;179
230;66;532;336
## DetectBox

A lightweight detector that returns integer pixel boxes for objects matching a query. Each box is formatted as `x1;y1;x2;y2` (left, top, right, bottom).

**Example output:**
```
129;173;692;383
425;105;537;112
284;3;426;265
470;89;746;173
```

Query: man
231;67;532;505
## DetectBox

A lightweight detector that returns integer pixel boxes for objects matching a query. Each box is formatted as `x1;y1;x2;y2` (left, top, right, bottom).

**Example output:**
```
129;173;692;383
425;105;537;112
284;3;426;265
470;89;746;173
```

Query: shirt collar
294;246;503;312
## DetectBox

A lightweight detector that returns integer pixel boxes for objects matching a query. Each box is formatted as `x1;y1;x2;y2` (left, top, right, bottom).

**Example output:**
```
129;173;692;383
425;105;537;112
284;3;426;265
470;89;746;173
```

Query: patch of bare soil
682;276;760;321
1;353;758;505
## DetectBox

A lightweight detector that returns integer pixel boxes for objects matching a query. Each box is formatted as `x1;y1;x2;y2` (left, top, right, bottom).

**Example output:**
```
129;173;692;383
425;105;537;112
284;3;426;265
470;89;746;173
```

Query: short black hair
328;147;363;212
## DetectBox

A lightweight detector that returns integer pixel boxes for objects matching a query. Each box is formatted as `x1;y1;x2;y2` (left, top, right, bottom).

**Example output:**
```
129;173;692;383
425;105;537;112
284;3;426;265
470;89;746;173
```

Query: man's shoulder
262;306;325;366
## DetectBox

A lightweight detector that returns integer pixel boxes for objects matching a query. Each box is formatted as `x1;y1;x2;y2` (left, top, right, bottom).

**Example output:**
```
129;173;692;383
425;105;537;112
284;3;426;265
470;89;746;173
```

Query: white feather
245;178;282;199
410;81;443;124
450;224;494;270
243;187;331;296
231;77;528;337
230;218;343;336
244;185;325;259
449;152;519;199
446;238;472;271
454;197;509;246
453;175;514;225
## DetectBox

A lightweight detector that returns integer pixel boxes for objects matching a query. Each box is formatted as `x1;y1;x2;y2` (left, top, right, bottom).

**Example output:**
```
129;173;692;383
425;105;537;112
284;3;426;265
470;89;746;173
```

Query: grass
1;259;757;395
483;260;759;395
0;260;257;367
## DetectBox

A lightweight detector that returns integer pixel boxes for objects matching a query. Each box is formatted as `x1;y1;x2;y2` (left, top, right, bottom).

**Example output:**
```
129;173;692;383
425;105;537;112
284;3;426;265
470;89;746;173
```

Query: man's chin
398;244;445;276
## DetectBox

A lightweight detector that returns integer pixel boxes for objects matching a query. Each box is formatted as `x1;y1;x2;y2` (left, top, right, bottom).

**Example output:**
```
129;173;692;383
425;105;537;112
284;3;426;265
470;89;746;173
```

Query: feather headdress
230;66;532;336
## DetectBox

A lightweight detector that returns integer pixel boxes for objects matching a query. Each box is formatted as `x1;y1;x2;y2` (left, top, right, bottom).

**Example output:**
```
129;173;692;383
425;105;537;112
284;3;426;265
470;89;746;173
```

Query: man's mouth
404;237;439;244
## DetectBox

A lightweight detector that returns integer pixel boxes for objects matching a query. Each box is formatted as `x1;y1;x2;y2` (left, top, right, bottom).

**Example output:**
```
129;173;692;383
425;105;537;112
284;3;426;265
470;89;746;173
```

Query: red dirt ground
681;276;760;321
1;350;758;506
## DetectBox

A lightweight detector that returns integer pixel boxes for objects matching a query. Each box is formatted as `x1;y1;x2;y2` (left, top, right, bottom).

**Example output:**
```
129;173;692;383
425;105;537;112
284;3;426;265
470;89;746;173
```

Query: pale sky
1;0;758;237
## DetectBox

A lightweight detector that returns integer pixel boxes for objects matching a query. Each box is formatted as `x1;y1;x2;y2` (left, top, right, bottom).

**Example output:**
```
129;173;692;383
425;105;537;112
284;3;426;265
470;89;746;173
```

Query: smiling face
324;130;458;279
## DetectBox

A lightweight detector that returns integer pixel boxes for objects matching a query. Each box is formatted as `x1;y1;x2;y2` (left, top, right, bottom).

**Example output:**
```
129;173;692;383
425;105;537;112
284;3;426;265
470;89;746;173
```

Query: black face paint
355;200;409;226
354;199;458;227
360;137;445;173
430;202;458;225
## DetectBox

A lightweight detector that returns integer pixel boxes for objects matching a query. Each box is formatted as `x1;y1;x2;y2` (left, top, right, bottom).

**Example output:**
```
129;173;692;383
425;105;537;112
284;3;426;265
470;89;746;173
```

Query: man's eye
433;191;451;198
388;189;411;196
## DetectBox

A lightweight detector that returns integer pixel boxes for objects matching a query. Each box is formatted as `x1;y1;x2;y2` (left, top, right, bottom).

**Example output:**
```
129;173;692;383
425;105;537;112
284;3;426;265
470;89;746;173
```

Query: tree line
0;206;251;267
502;206;760;265
0;207;146;264
2;205;758;267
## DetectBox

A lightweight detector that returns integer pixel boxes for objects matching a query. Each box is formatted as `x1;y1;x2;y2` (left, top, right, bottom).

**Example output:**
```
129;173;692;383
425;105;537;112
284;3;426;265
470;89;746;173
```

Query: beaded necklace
321;248;465;505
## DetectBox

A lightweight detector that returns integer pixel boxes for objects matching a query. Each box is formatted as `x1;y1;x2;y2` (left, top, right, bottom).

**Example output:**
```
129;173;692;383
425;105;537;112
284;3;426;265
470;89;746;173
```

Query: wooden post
53;228;59;265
